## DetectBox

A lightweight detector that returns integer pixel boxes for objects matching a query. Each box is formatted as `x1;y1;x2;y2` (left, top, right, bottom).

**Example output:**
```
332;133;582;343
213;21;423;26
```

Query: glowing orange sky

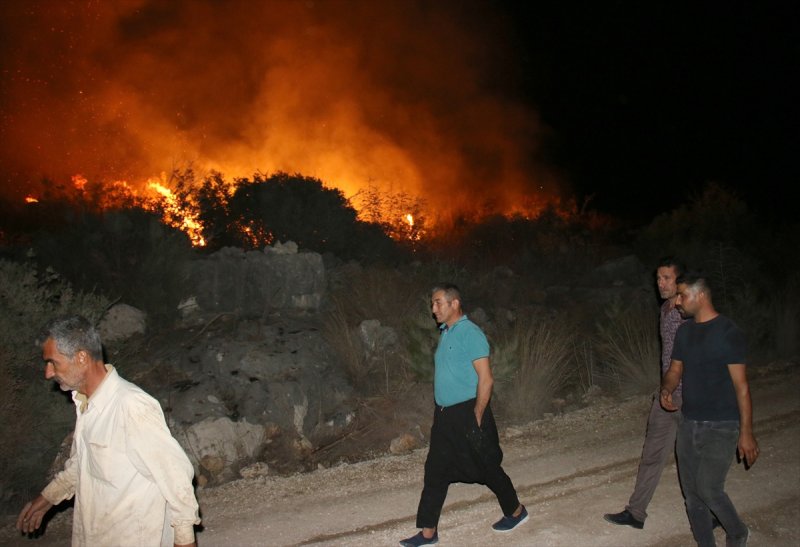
0;0;566;221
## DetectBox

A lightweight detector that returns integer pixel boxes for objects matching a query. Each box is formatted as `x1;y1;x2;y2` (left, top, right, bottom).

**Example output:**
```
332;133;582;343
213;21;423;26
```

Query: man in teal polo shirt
400;283;527;547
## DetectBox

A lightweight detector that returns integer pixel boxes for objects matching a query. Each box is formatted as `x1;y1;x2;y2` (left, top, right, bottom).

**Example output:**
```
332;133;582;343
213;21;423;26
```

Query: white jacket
43;366;200;546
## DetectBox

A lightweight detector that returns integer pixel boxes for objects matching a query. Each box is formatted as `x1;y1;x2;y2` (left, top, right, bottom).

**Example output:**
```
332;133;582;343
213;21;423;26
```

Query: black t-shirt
671;314;747;421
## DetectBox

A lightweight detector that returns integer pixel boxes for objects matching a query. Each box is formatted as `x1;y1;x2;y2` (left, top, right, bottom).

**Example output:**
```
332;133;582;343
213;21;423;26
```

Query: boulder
389;425;425;454
176;417;265;481
98;303;146;342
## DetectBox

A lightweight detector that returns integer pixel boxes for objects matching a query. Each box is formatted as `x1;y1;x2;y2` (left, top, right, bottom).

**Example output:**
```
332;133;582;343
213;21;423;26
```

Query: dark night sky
503;2;797;222
0;1;796;225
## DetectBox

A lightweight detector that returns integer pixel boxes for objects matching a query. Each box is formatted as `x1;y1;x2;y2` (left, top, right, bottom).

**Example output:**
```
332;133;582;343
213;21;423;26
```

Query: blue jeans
677;418;749;546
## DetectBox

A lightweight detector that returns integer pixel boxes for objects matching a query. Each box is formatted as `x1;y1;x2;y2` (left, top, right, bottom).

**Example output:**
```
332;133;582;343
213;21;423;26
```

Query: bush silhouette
31;208;195;324
205;172;400;262
0;260;109;508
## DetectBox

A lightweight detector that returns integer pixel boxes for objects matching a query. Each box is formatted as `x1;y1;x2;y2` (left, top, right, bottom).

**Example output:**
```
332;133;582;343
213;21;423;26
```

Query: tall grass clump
401;305;440;384
325;264;444;390
0;259;109;508
493;314;575;423
322;297;371;392
594;300;660;396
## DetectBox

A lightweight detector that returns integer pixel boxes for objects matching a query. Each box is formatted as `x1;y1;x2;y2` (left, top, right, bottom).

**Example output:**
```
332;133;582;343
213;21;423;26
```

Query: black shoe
603;510;644;529
399;531;439;546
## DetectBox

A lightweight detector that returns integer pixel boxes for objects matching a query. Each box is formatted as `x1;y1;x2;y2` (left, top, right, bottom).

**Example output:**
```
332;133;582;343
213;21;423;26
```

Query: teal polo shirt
434;315;490;406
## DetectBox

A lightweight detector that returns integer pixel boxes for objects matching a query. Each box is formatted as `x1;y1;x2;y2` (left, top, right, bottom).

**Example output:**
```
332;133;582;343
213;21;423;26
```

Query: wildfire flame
2;2;565;239
22;170;571;249
145;180;206;247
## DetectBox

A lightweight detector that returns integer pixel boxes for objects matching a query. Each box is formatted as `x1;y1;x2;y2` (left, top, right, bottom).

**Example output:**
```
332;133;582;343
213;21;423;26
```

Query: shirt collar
440;314;468;332
72;364;118;414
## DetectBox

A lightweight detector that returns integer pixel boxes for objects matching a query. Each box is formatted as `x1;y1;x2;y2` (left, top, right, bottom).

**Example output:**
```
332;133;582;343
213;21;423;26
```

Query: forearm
41;454;78;505
660;367;681;395
736;383;754;435
474;377;493;419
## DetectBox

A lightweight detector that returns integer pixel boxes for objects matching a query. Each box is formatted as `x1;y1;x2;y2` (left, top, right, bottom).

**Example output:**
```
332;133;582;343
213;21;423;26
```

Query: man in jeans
604;257;686;529
660;272;758;546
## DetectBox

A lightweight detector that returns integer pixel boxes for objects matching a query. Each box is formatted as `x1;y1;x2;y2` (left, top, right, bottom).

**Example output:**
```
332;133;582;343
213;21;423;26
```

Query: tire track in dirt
297;408;799;546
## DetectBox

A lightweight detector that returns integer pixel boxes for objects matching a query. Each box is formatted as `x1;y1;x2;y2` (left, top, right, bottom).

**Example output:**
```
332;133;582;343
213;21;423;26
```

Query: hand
659;389;678;412
738;432;759;468
474;409;482;428
16;495;53;534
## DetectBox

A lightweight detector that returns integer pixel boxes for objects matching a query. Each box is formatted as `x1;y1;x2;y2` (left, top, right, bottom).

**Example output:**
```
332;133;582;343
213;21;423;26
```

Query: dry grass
594;301;660;395
330;265;427;329
322;297;370;391
494;314;575;423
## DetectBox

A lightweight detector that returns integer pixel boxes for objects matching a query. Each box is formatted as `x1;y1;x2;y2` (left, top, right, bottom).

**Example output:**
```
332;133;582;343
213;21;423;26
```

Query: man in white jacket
16;315;200;546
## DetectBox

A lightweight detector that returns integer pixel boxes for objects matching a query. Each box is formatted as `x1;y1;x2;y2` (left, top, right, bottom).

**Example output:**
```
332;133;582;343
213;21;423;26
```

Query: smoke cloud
1;0;564;220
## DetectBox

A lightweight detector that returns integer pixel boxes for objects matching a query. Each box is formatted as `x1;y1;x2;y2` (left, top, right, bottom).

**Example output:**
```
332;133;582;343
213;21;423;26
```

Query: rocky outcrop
153;314;355;484
186;242;326;318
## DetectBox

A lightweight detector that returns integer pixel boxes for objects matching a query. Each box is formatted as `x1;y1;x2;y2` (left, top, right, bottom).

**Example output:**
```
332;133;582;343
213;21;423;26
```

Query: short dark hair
431;283;461;304
677;270;712;298
37;315;103;361
657;256;686;277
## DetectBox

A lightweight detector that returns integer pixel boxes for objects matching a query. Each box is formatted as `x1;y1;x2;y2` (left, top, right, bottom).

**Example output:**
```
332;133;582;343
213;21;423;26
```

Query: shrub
31;209;195;325
0;260;109;507
594;300;660;396
401;310;439;384
493;314;576;423
350;184;429;250
633;181;784;358
322;297;370;392
325;265;435;391
205;172;401;262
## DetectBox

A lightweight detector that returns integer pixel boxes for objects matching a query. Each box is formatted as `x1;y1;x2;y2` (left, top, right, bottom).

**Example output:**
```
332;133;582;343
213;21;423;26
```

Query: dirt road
4;362;798;546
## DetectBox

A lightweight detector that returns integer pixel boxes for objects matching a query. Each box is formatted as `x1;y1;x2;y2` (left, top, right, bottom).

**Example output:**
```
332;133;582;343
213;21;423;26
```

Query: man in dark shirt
660;272;758;547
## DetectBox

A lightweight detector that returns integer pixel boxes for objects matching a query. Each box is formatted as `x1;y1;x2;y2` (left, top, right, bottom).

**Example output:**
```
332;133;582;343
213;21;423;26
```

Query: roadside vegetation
0;175;796;512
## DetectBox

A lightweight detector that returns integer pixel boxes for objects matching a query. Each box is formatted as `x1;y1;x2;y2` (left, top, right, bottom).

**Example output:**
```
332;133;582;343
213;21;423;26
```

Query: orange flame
143;179;206;247
72;174;88;191
22;170;575;250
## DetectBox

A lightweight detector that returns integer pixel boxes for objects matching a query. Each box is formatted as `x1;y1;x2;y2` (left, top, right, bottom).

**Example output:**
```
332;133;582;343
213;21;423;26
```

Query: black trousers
415;398;520;528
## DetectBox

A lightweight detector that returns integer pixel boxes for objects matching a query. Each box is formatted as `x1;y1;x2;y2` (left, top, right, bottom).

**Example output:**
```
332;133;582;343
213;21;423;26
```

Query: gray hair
37;315;103;361
431;283;461;301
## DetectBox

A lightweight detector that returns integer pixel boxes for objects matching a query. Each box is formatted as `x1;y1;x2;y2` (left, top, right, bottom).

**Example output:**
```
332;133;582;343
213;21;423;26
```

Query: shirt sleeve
465;323;490;362
41;435;78;504
121;392;201;542
724;323;748;364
